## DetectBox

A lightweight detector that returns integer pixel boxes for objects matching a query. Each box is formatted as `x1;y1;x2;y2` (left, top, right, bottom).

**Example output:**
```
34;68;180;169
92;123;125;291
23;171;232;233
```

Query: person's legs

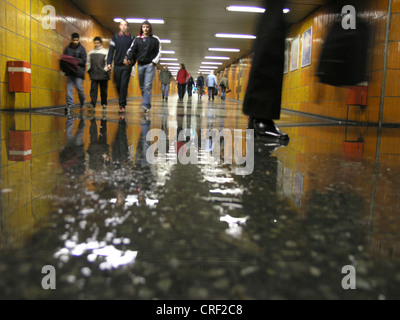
165;83;170;100
90;80;99;107
119;65;131;108
66;76;74;106
161;84;166;99
208;87;212;100
242;0;288;140
100;80;108;107
75;77;85;107
141;64;156;109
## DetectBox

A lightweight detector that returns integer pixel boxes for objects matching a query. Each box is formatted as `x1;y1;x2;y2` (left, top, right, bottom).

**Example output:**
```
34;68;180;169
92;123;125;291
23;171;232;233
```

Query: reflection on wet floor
1;95;400;299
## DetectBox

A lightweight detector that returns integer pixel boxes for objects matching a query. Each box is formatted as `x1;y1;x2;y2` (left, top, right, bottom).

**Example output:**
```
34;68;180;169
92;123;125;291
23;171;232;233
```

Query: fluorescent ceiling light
160;62;179;65
160;58;178;61
226;5;265;13
215;33;256;39
160;39;171;43
200;66;218;69
161;50;175;54
124;18;165;24
202;62;223;65
209;48;240;52
283;8;290;13
205;56;230;60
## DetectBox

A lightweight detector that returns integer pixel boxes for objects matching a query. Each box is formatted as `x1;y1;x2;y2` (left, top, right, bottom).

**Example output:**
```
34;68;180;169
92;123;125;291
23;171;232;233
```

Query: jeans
66;76;85;106
208;87;215;100
178;83;186;100
220;86;226;100
90;80;108;106
187;85;193;97
161;83;170;99
138;63;156;109
114;65;132;107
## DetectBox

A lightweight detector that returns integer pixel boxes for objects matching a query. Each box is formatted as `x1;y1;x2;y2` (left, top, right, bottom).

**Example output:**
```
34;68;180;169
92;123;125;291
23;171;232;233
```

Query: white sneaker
140;105;149;113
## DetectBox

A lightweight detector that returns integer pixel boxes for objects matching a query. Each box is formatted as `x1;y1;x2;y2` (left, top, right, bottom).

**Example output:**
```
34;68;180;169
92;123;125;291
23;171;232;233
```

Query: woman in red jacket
176;63;189;101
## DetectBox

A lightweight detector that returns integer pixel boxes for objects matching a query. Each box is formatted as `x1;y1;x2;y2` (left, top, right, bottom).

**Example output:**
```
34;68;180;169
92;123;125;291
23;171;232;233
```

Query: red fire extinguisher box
9;130;32;162
7;61;31;93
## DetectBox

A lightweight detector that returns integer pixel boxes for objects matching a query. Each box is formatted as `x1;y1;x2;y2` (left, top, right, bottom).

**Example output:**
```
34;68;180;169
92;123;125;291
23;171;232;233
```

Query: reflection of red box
7;61;31;92
345;85;368;106
9;130;32;161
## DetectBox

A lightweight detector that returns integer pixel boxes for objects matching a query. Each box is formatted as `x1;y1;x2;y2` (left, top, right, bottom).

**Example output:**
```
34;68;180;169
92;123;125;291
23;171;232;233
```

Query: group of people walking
62;19;161;114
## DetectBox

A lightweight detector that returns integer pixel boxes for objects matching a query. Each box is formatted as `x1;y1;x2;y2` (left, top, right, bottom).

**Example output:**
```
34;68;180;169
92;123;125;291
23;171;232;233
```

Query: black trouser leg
90;80;99;106
242;0;285;120
100;80;108;105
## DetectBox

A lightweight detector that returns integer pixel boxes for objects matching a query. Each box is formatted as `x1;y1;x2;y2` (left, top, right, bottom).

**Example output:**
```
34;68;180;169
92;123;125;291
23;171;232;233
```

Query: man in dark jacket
107;20;135;112
125;20;161;113
63;33;87;109
87;37;109;109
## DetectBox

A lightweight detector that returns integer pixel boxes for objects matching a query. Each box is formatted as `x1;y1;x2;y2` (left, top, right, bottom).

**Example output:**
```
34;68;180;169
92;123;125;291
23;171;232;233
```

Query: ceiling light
161;50;175;54
202;62;223;65
283;8;290;14
200;66;218;69
205;56;230;60
226;5;265;13
160;39;171;43
215;33;256;39
125;18;165;24
160;58;178;61
209;48;240;52
160;62;179;65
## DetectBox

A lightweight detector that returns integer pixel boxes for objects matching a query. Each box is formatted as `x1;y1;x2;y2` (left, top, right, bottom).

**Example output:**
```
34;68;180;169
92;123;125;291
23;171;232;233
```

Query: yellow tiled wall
0;0;164;110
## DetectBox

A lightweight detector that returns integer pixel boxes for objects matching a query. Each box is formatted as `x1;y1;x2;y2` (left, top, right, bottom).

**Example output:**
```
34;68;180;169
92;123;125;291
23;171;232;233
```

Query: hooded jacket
126;35;161;66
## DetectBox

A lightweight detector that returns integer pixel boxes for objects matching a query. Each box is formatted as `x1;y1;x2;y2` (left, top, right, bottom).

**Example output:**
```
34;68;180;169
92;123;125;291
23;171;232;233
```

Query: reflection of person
63;33;87;111
160;64;173;101
125;20;162;113
87;117;110;171
176;63;190;101
59;116;86;177
107;19;134;113
87;37;110;109
243;0;289;141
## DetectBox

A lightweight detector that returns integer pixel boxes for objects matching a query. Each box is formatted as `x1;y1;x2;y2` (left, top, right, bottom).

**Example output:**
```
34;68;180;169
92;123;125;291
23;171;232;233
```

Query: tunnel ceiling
72;0;330;75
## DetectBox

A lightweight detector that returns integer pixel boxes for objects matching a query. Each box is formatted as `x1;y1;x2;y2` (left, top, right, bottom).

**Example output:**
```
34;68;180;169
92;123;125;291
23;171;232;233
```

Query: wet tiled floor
1;95;400;299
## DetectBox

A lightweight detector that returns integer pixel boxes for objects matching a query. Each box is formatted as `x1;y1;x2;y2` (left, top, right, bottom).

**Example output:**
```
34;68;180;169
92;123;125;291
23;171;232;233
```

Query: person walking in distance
196;72;205;100
219;74;229;101
63;33;87;112
87;37;109;109
243;0;289;141
107;19;134;113
176;63;189;101
160;64;173;101
187;73;194;99
206;71;217;101
125;20;162;113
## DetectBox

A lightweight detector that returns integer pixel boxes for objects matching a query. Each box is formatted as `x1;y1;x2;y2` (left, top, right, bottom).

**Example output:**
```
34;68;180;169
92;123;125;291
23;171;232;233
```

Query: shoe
165;97;168;101
88;103;95;109
102;110;107;120
140;105;150;113
119;105;125;113
162;96;164;100
102;104;107;109
248;117;289;140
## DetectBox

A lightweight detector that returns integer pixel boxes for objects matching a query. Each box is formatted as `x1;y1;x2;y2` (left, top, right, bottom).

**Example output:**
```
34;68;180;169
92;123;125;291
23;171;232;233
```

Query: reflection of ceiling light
202;62;223;65
209;48;240;52
226;5;265;13
160;57;178;61
160;39;171;43
205;56;230;60
161;50;175;54
215;33;256;39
